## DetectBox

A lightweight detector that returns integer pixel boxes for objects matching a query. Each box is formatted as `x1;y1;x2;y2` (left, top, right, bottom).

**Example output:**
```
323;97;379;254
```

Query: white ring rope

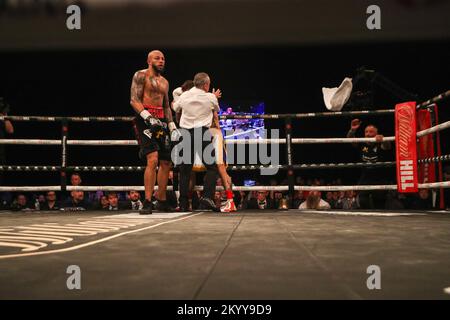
0;137;398;146
67;140;138;146
4;118;448;147
291;137;396;144
1;181;449;192
0;139;61;145
416;120;450;138
1;118;449;146
0;89;447;123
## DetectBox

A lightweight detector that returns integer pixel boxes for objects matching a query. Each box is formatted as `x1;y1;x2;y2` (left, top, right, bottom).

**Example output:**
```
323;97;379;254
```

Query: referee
173;72;220;212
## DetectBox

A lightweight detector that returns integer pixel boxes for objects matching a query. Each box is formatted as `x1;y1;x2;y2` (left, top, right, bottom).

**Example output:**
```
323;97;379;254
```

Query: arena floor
0;209;449;300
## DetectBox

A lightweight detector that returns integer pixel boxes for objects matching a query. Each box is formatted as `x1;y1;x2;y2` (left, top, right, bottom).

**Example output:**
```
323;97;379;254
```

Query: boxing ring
1;91;450;300
0;90;449;203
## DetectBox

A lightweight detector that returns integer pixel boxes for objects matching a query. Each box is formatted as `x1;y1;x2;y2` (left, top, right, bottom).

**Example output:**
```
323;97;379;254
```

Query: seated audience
214;191;222;208
272;191;284;209
70;172;82;186
106;192;120;211
409;188;432;210
244;191;274;210
40;191;61;211
292;191;305;209
385;190;405;210
121;190;143;210
95;195;109;211
62;191;91;210
340;190;359;210
325;191;336;209
10;194;32;211
299;191;331;210
238;191;247;210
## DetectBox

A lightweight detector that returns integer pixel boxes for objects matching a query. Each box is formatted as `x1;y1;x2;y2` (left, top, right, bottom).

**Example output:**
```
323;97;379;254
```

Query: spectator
299;191;331;210
410;189;432;210
334;191;346;209
62;191;91;210
341;190;359;210
385;190;405;210
331;191;340;208
213;191;222;208
70;173;82;186
34;194;46;210
325;191;336;209
238;191;247;210
11;194;32;211
295;176;305;186
121;190;143;210
272;191;284;209
95;195;109;211
244;191;274;210
292;190;305;209
347;119;392;209
40;191;60;211
106;192;120;211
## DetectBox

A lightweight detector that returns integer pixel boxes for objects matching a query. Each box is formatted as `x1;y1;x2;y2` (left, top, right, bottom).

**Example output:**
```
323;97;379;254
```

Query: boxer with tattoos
130;50;180;214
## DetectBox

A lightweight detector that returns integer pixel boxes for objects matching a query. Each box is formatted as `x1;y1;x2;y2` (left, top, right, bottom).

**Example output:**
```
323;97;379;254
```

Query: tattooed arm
163;90;174;124
164;90;181;140
130;71;163;126
130;71;146;114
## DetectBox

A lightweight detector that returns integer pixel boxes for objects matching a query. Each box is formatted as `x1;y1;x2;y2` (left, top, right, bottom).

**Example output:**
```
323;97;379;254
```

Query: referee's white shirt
172;87;219;129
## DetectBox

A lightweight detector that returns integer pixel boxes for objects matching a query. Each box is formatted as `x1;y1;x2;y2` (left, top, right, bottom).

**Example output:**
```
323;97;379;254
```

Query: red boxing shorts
144;105;164;119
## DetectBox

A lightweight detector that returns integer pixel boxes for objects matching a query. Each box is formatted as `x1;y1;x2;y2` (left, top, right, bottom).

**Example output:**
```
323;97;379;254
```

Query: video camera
345;67;418;111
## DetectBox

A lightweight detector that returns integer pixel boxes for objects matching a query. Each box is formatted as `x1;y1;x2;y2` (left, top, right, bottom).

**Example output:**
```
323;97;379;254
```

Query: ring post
430;105;445;209
61;119;68;192
285;117;295;208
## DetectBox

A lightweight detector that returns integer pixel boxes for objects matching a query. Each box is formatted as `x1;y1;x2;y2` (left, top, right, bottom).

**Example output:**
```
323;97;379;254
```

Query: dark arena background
1;0;450;307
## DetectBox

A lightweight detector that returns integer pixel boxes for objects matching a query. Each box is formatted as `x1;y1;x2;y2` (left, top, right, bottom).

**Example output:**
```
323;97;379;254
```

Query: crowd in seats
0;169;446;212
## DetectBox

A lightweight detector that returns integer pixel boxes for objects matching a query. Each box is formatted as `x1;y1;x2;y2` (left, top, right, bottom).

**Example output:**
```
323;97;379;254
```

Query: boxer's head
147;50;165;74
193;72;211;92
181;80;194;92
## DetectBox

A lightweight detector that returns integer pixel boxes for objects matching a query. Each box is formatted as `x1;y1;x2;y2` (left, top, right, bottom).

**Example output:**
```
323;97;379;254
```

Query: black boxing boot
139;199;153;215
155;199;175;212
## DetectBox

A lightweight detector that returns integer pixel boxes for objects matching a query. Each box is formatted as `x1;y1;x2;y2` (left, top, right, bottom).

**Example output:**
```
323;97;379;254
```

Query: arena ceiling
0;0;449;50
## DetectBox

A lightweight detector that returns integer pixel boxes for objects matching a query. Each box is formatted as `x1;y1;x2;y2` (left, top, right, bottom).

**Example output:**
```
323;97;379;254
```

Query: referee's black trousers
178;127;217;207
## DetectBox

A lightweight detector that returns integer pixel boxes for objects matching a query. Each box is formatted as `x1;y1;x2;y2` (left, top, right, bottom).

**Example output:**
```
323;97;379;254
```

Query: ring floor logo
0;212;195;259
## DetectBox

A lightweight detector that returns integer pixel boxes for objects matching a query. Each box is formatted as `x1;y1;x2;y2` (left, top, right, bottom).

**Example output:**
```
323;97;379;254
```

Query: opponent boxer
210;110;237;212
130;50;180;214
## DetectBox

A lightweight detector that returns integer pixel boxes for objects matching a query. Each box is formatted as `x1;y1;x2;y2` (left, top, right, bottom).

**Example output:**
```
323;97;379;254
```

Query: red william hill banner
416;109;436;183
395;102;418;193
